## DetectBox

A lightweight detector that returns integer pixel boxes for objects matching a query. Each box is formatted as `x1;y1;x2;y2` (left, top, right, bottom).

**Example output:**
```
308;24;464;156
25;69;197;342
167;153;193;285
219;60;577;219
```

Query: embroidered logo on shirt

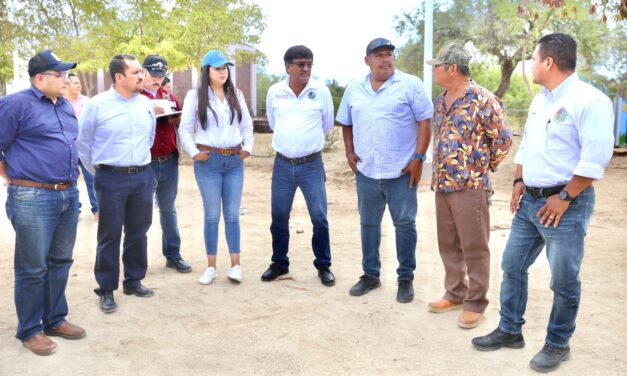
553;107;568;123
275;94;289;99
308;91;317;99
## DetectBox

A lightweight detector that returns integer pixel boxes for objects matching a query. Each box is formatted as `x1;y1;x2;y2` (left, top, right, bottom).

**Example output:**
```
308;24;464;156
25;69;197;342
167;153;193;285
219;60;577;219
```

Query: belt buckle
53;183;60;190
128;167;138;174
221;148;232;156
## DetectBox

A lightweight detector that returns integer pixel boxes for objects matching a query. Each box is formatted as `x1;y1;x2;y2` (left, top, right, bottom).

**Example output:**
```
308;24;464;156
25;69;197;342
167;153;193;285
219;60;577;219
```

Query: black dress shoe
396;280;414;303
317;266;335;286
166;258;192;273
472;328;525;351
99;291;117;313
122;284;155;298
261;263;289;281
349;275;381;296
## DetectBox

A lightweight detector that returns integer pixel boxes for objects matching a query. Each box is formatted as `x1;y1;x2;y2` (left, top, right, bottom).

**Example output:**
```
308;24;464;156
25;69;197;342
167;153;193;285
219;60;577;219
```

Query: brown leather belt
9;179;75;191
196;144;242;156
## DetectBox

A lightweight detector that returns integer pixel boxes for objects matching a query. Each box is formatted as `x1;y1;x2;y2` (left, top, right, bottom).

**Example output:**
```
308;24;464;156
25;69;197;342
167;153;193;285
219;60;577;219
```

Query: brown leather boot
22;333;57;356
427;299;463;313
45;321;86;340
458;310;484;329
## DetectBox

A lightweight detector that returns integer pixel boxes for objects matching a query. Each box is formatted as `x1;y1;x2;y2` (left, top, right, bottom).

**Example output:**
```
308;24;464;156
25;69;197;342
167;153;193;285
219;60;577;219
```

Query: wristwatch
414;152;426;162
559;189;574;202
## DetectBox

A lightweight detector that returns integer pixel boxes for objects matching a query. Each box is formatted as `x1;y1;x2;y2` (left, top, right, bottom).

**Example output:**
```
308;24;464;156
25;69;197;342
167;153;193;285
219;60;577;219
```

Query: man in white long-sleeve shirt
77;54;156;314
261;45;336;287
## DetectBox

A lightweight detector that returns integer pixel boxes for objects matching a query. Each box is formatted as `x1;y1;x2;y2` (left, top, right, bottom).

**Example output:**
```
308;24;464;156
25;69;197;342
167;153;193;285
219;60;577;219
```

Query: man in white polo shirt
261;45;336;286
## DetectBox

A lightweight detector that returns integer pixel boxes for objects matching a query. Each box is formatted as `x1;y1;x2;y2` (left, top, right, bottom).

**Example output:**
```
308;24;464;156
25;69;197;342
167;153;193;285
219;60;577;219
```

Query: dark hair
109;54;137;83
68;72;77;78
196;65;242;130
458;65;470;77
161;77;170;87
283;45;313;65
537;33;577;72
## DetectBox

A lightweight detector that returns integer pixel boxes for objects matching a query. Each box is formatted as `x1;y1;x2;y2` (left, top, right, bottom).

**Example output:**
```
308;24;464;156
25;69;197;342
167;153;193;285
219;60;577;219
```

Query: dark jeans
94;167;154;291
151;156;182;260
270;155;331;269
6;185;79;340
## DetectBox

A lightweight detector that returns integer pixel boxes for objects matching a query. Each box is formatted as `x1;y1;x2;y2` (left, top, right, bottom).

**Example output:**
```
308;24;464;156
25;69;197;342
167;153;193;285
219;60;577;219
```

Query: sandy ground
0;130;626;376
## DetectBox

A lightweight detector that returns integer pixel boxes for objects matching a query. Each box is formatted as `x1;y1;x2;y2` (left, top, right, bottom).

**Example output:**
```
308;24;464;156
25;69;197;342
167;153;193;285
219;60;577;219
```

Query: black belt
152;152;176;163
526;185;565;198
276;151;321;165
96;164;149;174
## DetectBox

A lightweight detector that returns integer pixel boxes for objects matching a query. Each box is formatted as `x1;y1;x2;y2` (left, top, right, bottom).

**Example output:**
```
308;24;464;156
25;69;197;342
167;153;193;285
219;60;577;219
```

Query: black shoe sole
261;271;288;282
396;294;414;303
122;289;155;298
100;305;117;314
472;340;525;351
320;279;335;287
349;282;381;296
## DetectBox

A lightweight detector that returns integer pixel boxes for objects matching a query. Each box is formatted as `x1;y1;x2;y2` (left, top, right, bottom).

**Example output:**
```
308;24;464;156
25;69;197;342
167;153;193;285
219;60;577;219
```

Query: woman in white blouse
179;50;254;284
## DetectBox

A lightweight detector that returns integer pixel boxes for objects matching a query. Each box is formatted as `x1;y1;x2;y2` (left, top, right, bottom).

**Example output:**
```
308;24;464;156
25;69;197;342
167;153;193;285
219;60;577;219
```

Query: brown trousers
435;190;490;313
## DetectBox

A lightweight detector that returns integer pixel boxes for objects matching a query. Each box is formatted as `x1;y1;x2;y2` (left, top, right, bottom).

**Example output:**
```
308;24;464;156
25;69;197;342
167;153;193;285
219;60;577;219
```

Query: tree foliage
395;0;618;99
2;0;266;93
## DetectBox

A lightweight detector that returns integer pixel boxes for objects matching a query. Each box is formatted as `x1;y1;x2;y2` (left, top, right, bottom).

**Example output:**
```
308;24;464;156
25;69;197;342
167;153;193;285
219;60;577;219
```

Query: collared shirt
431;82;512;192
514;73;614;187
77;88;156;175
179;88;254;158
266;77;334;158
336;70;434;179
69;94;89;119
140;87;181;157
0;85;79;183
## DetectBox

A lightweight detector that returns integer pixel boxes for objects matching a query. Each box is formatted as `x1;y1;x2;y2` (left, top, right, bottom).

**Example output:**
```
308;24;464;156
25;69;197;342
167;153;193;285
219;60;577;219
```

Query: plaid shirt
431;83;512;192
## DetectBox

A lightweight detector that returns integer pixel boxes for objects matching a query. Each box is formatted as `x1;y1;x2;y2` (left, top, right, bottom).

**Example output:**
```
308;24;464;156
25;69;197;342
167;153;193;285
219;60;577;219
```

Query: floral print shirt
431;83;512;192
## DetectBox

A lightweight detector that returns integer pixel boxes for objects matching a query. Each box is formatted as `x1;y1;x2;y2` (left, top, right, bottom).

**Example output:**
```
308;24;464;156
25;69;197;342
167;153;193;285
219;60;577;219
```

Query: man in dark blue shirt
0;50;86;356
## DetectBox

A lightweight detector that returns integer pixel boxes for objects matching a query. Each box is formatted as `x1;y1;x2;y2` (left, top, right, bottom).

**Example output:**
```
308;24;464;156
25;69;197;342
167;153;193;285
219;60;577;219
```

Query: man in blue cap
0;49;86;355
337;38;433;303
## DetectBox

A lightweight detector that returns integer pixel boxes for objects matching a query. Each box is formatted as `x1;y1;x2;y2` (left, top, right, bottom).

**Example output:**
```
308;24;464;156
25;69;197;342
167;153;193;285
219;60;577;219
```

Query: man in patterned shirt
426;43;512;328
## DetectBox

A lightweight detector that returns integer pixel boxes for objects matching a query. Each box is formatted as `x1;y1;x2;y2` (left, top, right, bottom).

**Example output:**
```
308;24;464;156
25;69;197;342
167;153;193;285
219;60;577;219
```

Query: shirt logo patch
275;94;289;99
308;91;317;99
553;107;568;123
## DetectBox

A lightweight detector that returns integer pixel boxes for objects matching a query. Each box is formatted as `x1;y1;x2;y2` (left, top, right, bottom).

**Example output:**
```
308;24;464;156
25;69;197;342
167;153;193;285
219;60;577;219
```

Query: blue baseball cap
201;50;234;68
28;49;77;77
366;38;395;55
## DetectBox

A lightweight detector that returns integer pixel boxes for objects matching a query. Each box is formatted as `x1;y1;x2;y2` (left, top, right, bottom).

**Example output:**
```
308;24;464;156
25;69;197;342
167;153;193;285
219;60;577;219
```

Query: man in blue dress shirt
336;38;433;303
0;50;86;355
471;33;615;373
77;54;157;314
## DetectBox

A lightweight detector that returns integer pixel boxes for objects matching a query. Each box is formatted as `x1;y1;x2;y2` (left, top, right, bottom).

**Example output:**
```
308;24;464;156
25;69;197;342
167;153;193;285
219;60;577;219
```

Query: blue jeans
79;160;98;213
498;187;595;348
94;167;154;291
151;156;182;260
5;185;79;341
270;155;331;269
194;154;244;255
356;171;417;281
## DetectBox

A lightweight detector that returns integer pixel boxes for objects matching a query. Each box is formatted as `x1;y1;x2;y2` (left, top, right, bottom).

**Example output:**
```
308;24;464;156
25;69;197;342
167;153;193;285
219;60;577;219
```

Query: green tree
0;0;16;96
395;0;613;99
256;69;282;116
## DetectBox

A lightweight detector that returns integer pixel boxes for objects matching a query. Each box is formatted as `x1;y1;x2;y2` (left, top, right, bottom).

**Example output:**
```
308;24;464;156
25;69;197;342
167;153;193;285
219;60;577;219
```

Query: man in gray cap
0;49;86;355
337;38;433;303
425;43;512;328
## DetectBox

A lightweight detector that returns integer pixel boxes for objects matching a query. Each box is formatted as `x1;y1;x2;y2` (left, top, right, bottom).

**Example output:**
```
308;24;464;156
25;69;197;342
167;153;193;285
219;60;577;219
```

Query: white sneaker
198;267;217;285
227;265;242;283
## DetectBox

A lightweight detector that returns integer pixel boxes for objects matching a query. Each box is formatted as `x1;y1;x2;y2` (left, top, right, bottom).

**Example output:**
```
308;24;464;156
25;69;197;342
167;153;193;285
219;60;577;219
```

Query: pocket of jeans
14;187;42;200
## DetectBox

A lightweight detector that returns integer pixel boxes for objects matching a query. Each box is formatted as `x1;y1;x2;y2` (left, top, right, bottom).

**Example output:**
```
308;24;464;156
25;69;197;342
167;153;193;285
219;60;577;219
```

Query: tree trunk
494;59;517;98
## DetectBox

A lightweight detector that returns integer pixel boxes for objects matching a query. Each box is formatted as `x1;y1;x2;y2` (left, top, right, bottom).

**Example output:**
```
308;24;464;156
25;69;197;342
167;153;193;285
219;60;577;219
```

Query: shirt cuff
572;160;606;180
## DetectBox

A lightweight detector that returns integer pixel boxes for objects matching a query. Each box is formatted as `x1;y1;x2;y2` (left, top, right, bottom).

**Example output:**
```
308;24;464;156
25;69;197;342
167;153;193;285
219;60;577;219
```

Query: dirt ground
0;131;626;376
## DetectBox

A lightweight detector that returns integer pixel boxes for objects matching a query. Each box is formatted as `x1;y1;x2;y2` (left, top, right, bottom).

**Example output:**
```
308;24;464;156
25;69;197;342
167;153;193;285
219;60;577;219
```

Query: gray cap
366;38;395;55
426;43;471;66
